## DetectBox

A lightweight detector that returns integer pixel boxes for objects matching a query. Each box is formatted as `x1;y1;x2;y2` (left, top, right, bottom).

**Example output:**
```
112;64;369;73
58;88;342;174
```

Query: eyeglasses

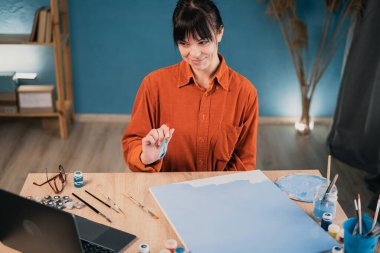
33;165;67;194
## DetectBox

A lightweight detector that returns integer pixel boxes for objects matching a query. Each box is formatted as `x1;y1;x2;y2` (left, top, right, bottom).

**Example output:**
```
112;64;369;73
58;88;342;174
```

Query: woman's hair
172;0;223;44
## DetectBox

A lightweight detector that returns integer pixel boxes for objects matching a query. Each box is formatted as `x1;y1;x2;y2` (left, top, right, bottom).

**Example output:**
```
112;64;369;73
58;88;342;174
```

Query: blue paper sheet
150;170;339;253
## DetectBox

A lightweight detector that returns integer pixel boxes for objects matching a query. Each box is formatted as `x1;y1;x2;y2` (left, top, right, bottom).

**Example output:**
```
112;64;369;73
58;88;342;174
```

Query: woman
122;0;258;172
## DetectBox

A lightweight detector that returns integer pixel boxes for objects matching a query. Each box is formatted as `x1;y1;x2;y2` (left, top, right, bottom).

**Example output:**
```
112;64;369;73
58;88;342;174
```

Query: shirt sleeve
121;75;163;172
226;89;259;171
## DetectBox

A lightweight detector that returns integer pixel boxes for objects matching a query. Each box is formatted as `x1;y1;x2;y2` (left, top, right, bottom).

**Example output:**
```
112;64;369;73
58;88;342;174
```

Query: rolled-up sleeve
121;75;163;172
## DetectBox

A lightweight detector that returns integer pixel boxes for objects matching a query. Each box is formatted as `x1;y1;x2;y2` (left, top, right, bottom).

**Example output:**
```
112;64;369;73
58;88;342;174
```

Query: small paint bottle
175;247;186;253
165;239;178;253
328;223;340;239
138;243;150;253
332;246;343;253
338;228;344;243
73;171;84;188
321;212;333;231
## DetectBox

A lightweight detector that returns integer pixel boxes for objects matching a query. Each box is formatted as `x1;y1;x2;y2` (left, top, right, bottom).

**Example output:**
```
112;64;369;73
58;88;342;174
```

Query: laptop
0;189;137;253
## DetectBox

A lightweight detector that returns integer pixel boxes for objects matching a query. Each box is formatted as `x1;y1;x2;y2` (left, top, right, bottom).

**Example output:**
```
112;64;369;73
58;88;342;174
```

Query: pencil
371;195;380;231
122;193;159;219
72;193;112;223
326;155;331;187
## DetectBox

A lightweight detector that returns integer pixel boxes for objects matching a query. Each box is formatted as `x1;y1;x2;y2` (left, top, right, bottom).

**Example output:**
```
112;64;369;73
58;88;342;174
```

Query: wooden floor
0;119;375;218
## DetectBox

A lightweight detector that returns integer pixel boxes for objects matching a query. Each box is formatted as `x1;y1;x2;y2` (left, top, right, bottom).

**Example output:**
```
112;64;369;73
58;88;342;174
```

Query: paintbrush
72;193;112;223
371;194;380;231
85;190;119;213
122;193;159;219
353;198;359;235
358;194;362;235
96;187;126;215
326;155;331;187
321;174;339;203
364;194;380;237
366;225;380;237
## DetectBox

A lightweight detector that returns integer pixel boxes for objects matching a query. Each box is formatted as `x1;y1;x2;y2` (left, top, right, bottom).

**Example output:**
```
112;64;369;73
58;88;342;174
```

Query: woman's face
177;29;223;73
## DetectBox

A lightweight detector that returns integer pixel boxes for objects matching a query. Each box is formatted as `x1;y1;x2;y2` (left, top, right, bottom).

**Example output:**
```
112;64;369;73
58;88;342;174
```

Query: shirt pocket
213;123;243;170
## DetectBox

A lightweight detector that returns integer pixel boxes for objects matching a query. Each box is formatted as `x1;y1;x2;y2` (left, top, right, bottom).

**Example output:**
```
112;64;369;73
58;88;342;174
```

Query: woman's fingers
144;124;175;147
147;129;159;144
141;125;175;164
142;134;156;146
159;124;170;142
169;128;175;140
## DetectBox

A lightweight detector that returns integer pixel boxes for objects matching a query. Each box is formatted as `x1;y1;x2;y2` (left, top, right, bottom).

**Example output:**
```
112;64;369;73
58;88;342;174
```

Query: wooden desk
1;170;347;253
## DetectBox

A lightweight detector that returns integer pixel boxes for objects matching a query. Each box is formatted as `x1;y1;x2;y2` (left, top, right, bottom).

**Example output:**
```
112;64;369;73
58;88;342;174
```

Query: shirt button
199;137;204;143
202;114;206;120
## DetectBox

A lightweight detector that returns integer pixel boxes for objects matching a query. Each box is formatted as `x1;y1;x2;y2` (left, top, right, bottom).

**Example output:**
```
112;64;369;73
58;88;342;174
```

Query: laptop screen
0;189;83;253
0;189;137;253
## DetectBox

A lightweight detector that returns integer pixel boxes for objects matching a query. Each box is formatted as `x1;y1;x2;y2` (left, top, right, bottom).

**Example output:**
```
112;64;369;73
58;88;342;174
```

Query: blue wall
0;0;345;116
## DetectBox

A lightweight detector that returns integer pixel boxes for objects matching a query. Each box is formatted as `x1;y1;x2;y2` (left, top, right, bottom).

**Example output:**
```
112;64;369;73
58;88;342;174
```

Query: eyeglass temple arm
33;181;50;186
32;174;60;186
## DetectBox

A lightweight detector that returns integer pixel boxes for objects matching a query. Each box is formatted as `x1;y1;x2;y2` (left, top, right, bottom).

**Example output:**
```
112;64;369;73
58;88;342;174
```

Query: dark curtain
327;0;380;174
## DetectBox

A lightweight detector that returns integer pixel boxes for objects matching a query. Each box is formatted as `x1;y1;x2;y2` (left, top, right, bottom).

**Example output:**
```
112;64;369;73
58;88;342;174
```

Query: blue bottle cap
175;247;186;253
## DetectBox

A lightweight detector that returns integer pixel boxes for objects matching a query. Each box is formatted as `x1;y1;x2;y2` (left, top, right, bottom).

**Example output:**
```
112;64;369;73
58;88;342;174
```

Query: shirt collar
177;54;229;91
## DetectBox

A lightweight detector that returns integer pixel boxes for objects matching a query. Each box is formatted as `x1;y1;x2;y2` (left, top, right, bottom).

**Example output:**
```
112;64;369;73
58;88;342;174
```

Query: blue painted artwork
275;174;326;203
150;171;339;253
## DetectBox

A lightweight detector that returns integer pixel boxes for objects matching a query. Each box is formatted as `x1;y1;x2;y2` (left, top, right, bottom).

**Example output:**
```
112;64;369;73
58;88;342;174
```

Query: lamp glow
295;120;314;134
13;72;37;80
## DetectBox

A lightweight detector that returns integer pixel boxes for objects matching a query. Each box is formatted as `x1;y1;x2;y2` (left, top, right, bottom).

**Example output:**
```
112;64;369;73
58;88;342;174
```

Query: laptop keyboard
81;239;115;253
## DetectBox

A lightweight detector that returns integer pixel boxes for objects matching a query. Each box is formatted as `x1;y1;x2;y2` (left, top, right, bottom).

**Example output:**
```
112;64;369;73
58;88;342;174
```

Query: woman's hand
140;124;175;165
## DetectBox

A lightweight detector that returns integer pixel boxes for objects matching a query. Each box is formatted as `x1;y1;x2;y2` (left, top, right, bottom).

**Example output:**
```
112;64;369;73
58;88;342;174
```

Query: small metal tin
34;196;43;203
56;202;63;207
65;201;74;210
74;201;85;209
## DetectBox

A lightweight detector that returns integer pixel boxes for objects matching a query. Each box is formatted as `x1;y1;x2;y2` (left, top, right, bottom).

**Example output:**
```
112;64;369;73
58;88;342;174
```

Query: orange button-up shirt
122;55;258;172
